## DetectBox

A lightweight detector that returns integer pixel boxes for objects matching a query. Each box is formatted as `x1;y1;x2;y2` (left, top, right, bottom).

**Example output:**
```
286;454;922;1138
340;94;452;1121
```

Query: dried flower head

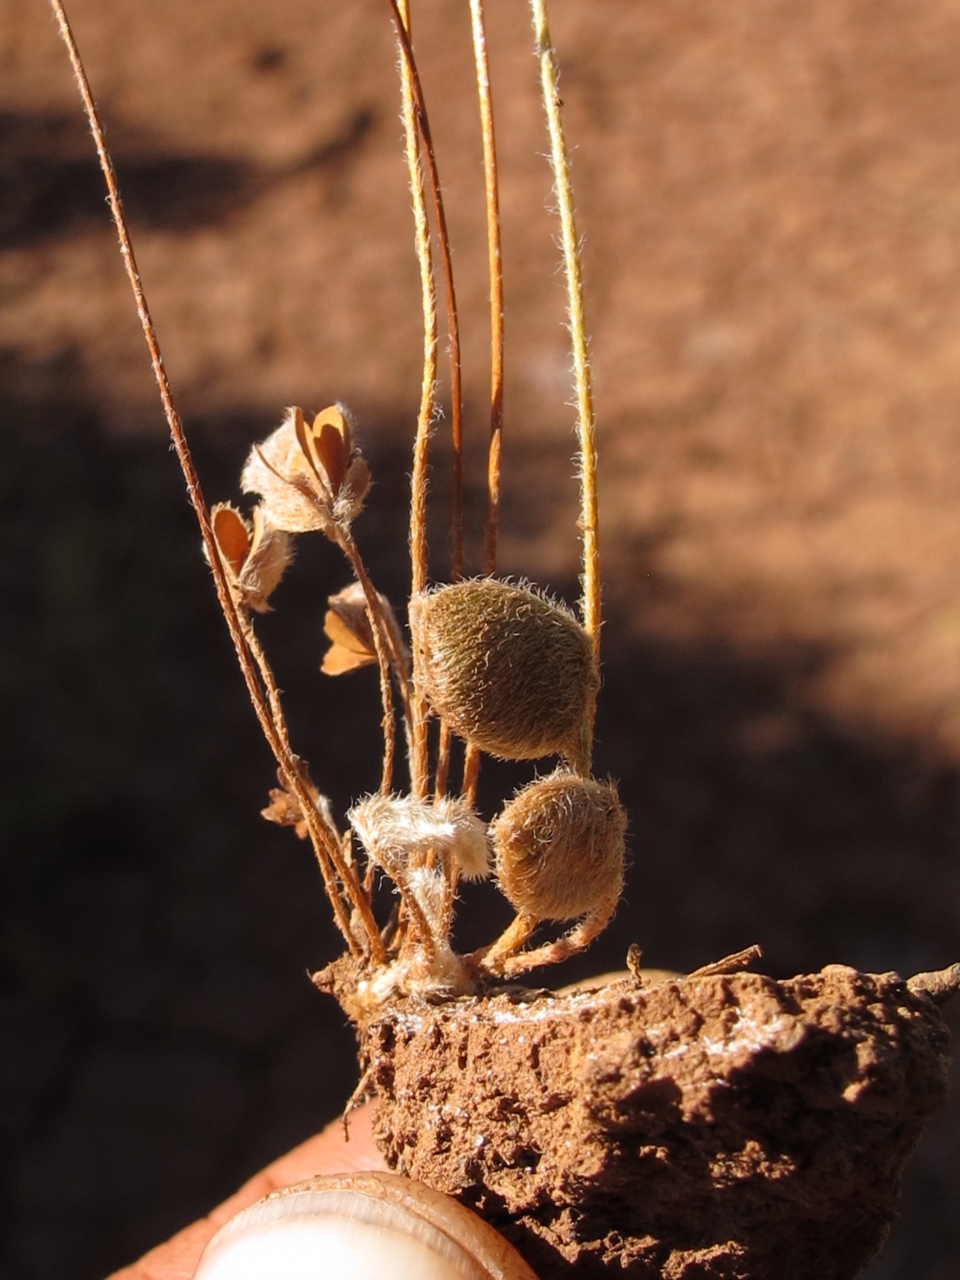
409;579;598;766
349;793;491;883
209;502;292;613
491;771;626;920
322;581;409;677
241;405;371;536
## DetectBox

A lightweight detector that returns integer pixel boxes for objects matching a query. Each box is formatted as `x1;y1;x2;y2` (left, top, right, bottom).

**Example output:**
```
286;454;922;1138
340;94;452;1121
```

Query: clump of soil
347;963;956;1280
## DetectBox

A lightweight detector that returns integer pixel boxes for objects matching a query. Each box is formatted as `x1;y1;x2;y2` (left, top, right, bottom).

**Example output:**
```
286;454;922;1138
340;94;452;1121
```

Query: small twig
529;0;601;760
234;610;306;773
469;0;505;579
394;0;438;801
48;0;384;963
689;945;763;979
341;1064;375;1141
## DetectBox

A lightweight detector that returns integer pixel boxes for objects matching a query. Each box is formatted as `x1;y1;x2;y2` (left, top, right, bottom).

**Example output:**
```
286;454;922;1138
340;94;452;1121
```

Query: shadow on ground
1;370;957;1280
0;107;376;248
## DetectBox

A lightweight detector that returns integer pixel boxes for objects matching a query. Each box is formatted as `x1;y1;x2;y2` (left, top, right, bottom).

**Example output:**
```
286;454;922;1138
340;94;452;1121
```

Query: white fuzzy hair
348;793;491;882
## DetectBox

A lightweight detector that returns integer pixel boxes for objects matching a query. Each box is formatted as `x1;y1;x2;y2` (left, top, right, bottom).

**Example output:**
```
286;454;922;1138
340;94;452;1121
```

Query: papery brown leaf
320;581;380;675
242;408;332;534
312;406;351;496
261;785;309;839
241;507;293;612
322;610;377;673
322;641;377;675
211;503;251;577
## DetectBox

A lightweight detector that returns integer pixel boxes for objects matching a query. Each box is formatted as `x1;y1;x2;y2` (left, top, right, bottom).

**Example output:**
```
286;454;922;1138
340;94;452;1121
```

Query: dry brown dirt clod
361;963;955;1280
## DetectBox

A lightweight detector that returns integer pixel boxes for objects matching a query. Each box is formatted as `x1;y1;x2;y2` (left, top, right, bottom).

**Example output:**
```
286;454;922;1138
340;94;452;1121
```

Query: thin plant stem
48;0;384;963
469;0;505;579
529;0;601;759
388;0;465;583
468;912;536;974
394;0;438;800
336;529;407;793
461;742;481;808
253;437;414;744
434;721;451;798
457;0;504;821
236;608;292;757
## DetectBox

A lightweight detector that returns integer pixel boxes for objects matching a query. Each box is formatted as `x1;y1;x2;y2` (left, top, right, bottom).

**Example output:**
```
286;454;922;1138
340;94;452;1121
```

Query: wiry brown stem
469;912;537;975
469;0;505;579
236;608;293;758
388;0;464;583
530;0;601;761
461;741;481;808
48;0;384;963
434;721;452;799
394;0;438;800
336;528;413;793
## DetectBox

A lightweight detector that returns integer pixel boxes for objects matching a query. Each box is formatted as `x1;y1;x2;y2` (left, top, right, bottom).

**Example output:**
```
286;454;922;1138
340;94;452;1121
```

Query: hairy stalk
235;608;292;758
461;743;481;808
470;0;505;579
434;722;451;798
394;0;438;801
453;0;505;825
388;0;465;583
469;912;536;974
335;529;411;793
530;0;601;759
48;0;383;962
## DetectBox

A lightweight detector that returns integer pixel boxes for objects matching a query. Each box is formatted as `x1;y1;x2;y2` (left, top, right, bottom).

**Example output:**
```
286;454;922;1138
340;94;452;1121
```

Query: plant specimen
48;0;960;1276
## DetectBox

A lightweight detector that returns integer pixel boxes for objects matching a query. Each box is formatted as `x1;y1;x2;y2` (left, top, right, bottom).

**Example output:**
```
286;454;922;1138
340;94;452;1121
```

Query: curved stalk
529;0;601;761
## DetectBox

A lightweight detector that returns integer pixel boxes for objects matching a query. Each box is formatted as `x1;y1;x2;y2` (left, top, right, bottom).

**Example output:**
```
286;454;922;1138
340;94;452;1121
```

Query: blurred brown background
2;0;960;1276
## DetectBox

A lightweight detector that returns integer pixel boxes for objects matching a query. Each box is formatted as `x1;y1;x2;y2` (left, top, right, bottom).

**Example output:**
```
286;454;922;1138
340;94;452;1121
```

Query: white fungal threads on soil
193;1174;539;1280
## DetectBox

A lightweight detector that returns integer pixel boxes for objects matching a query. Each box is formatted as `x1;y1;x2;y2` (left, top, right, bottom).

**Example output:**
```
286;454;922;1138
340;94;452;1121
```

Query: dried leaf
241;507;293;612
262;786;308;838
311;406;351;496
242;408;332;534
322;604;378;673
211;503;250;577
242;405;370;535
320;581;409;676
209;502;291;612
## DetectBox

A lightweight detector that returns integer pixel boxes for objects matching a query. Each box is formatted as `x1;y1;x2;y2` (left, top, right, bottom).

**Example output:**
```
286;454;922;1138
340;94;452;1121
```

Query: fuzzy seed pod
492;772;626;920
409;580;598;763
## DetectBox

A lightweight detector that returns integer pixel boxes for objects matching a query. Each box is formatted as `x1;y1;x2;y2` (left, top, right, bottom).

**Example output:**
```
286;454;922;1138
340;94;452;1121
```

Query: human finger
106;1101;386;1280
